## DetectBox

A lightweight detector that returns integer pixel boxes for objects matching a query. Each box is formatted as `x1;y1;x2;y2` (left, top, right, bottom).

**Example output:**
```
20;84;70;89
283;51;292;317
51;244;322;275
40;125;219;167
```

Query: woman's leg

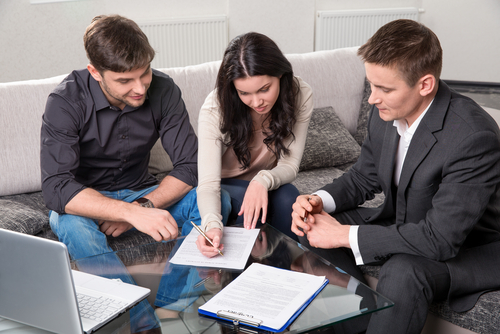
267;183;299;240
221;178;299;240
221;178;249;225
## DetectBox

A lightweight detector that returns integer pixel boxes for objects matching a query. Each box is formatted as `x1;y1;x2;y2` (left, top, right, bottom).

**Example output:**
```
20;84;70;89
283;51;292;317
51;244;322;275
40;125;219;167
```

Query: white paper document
199;263;328;332
169;226;260;269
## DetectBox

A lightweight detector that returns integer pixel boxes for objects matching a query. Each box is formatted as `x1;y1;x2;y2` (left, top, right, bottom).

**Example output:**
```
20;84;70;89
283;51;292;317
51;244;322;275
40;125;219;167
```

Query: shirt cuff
349;225;364;265
201;213;224;232
314;190;336;213
251;171;272;191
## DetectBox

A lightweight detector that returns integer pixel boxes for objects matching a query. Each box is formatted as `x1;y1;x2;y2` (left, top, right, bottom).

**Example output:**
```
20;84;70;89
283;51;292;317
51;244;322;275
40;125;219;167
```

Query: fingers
239;181;268;229
260;206;267;226
309;195;324;212
206;228;223;248
157;217;178;241
196;235;216;257
195;233;224;258
299;195;314;213
98;220;131;237
292;195;312;220
291;210;311;237
132;207;179;242
291;200;314;235
240;203;262;229
291;220;305;237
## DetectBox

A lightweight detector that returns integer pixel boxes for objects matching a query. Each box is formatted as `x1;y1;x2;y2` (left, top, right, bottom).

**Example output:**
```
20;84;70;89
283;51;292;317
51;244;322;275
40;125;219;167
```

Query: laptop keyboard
76;292;129;322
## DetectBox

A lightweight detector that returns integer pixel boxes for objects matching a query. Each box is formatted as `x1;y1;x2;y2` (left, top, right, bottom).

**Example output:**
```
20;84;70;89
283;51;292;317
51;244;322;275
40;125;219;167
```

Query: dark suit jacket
322;81;500;312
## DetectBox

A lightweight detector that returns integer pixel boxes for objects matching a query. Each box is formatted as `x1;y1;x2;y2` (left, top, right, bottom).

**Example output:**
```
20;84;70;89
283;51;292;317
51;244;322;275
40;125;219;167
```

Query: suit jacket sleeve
320;105;384;213
359;127;500;263
323;87;500;264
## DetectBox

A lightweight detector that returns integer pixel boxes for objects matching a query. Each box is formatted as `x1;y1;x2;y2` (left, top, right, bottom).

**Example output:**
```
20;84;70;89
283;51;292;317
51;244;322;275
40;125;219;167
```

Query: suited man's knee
377;254;448;301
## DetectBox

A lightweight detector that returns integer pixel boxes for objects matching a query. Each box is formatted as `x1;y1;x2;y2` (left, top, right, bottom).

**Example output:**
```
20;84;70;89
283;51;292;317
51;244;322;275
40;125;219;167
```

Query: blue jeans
49;186;230;332
50;186;202;260
221;178;299;241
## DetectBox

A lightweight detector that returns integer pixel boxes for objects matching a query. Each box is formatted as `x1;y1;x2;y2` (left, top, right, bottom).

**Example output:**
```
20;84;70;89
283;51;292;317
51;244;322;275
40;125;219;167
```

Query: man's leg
367;254;450;334
49;186;161;333
297;210;378;334
166;187;231;236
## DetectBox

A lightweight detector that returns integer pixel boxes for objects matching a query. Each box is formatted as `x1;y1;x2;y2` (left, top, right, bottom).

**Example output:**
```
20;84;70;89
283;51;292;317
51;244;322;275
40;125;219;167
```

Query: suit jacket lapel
396;81;452;217
380;124;399;188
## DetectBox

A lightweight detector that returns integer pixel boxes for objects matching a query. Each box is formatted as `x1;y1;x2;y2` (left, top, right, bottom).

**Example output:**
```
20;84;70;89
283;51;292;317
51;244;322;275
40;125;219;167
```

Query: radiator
138;16;228;69
315;8;420;51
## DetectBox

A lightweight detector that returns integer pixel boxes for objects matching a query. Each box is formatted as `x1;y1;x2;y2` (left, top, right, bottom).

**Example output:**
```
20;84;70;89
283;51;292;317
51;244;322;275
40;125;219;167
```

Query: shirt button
122;135;127;139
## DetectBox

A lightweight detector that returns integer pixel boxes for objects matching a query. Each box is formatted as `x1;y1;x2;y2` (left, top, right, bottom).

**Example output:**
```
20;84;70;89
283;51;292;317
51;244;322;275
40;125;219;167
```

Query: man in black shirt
41;15;230;332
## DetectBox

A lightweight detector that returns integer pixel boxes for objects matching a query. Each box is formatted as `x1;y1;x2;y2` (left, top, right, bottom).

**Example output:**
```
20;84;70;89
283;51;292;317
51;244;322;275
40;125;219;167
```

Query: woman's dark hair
216;32;299;169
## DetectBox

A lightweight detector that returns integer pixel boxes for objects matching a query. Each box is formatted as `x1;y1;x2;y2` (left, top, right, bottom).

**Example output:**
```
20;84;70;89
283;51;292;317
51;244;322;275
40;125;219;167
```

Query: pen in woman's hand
191;221;224;256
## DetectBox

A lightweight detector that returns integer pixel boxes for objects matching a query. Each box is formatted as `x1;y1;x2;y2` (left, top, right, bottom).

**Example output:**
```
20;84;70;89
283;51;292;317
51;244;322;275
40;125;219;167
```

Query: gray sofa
1;47;498;334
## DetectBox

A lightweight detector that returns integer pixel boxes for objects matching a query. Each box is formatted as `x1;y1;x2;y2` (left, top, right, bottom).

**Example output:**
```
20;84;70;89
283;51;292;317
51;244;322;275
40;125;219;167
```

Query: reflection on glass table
69;223;393;334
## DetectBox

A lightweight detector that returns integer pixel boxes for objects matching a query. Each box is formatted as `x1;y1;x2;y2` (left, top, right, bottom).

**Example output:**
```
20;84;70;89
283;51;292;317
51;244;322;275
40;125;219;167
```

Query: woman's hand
239;180;268;229
196;227;224;258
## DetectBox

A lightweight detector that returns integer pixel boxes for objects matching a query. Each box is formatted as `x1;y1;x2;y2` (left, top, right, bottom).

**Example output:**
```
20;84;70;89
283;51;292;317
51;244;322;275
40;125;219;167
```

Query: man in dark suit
291;19;500;334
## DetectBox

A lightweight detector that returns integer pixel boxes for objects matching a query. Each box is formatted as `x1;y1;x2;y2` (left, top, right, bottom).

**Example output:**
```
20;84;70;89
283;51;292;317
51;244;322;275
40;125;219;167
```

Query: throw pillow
0;199;48;235
299;106;361;171
353;78;372;146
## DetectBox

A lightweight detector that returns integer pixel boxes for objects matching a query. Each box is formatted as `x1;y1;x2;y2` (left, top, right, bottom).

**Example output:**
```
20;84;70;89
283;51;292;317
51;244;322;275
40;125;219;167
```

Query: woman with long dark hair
196;32;313;256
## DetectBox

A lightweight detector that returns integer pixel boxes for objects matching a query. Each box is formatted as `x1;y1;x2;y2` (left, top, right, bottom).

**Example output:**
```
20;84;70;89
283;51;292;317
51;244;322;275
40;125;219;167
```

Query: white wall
1;0;499;83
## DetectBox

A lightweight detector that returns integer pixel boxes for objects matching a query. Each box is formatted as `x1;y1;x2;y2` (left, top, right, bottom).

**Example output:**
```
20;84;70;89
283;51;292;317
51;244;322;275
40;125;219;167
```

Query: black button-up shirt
41;69;198;214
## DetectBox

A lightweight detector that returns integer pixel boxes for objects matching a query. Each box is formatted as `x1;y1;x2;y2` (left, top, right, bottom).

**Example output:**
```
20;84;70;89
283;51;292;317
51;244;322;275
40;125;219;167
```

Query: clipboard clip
217;310;263;327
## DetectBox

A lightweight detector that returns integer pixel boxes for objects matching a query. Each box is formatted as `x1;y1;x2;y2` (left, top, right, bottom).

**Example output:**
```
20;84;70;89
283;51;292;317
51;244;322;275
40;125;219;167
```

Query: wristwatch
136;197;155;208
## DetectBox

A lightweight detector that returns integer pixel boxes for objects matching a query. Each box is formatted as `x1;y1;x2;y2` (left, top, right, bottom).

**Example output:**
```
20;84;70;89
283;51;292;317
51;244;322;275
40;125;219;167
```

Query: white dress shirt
315;100;433;265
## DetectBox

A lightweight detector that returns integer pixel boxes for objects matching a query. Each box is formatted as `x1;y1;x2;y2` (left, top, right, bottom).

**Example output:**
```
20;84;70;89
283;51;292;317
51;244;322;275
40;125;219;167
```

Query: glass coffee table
0;224;392;333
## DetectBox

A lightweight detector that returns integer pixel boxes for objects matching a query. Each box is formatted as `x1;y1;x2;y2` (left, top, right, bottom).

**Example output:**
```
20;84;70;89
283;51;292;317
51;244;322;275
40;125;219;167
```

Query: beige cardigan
196;76;313;232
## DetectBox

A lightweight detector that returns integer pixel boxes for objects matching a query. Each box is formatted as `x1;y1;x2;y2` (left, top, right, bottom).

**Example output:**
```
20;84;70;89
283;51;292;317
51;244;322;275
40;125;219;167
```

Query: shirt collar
88;73;149;113
89;74;116;111
393;99;435;137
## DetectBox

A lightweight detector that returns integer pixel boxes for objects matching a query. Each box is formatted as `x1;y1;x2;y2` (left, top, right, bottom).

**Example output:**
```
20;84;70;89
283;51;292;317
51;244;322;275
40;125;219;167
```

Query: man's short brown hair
83;15;155;73
357;19;442;87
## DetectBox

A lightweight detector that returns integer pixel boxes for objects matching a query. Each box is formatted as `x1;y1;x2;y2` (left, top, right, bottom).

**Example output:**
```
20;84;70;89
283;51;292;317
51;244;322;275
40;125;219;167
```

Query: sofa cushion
299;106;361;172
287;47;366;135
353;78;372;146
148;139;174;175
429;292;500;334
293;166;346;195
0;75;67;197
148;60;222;175
0;199;48;235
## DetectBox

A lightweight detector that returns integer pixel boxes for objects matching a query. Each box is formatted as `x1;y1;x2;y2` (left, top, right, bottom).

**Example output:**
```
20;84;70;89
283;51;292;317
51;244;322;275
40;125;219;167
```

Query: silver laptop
0;228;151;334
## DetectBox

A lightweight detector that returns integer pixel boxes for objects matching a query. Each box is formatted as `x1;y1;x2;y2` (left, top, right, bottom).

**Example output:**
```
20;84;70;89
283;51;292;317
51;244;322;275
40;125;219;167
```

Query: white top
197;76;314;231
